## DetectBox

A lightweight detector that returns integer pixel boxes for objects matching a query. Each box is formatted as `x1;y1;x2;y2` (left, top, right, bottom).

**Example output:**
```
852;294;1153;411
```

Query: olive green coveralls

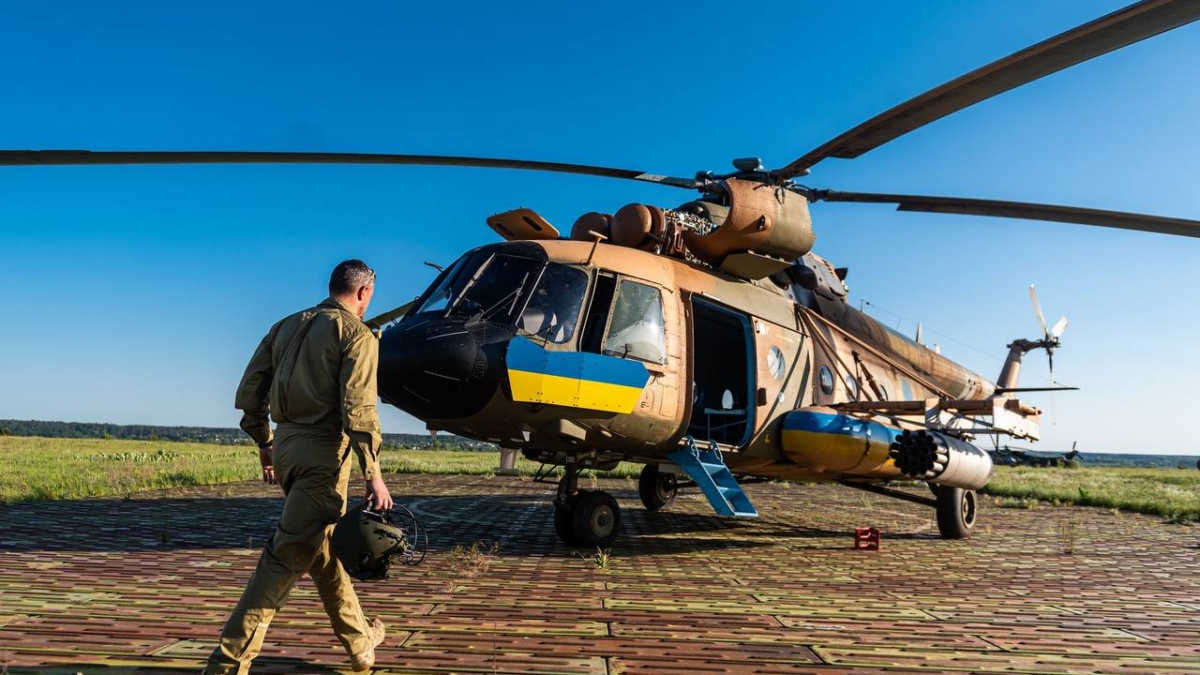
205;297;383;675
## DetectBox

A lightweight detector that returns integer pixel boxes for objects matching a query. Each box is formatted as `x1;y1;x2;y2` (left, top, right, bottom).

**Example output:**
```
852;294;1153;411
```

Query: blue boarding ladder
667;437;758;518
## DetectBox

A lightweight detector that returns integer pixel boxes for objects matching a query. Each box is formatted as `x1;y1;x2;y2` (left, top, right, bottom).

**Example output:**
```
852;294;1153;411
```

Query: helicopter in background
4;0;1199;548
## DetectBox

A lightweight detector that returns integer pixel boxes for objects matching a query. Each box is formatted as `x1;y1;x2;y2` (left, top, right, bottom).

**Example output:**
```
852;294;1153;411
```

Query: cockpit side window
580;273;617;354
603;280;667;365
519;264;589;344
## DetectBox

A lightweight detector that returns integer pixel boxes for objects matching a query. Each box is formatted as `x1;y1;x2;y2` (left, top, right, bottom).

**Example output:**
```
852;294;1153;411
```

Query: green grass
985;465;1200;523
0;436;635;504
0;436;257;503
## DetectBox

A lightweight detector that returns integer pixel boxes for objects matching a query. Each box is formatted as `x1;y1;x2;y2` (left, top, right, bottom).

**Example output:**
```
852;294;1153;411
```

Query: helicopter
4;0;1199;548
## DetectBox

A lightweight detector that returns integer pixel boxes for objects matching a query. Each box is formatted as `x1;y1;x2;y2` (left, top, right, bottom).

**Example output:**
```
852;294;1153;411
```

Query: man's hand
365;476;393;511
258;443;276;485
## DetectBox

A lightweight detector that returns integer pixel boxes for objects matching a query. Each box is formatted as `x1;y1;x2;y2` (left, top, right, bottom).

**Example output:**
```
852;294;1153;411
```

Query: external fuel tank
780;407;903;480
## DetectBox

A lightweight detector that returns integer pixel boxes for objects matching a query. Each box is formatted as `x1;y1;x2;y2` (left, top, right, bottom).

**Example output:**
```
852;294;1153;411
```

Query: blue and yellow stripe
780;409;901;472
505;337;650;413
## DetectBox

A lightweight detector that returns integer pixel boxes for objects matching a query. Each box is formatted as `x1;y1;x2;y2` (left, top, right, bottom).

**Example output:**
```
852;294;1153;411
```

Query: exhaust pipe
889;429;993;490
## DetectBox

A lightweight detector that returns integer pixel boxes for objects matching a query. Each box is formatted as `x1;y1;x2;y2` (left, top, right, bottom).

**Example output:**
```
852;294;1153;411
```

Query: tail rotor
1029;285;1069;422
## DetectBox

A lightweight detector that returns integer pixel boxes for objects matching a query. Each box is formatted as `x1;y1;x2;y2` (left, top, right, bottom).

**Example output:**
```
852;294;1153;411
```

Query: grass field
0;436;633;505
983;465;1200;523
0;436;1196;522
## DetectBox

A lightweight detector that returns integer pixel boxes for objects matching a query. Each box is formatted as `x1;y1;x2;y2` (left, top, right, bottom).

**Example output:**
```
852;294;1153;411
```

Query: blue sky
1;1;1197;454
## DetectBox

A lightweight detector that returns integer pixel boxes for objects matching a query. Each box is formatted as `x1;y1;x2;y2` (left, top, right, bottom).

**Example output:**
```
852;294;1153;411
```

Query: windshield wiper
479;269;532;322
447;257;492;317
481;287;521;321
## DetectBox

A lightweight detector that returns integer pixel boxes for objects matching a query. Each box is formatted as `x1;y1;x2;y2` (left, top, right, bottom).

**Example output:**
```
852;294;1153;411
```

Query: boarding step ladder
667;437;758;518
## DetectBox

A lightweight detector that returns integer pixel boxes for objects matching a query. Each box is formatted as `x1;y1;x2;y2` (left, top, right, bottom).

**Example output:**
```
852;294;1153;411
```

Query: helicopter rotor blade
778;0;1200;179
1029;285;1049;337
0;150;701;189
811;190;1200;238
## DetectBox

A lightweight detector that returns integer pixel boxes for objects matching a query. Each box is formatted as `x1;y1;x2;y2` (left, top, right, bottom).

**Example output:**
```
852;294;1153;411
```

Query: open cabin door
687;297;755;447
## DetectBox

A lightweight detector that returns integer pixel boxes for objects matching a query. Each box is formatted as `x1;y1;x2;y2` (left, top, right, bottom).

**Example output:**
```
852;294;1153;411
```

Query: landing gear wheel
638;464;678;511
554;491;584;547
936;486;977;539
571;490;621;548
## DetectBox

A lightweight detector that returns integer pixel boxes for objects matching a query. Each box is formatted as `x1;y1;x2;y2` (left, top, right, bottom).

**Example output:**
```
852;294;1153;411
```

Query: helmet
331;503;422;580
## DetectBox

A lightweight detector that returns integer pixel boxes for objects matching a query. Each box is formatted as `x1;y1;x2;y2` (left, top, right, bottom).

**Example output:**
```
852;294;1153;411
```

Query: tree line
0;419;497;452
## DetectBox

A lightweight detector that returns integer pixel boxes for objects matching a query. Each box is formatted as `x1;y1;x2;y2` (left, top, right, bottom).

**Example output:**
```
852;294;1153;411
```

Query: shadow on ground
0;485;794;555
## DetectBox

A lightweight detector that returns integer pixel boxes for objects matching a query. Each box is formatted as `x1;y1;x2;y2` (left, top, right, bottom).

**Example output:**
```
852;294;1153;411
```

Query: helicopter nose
377;317;507;420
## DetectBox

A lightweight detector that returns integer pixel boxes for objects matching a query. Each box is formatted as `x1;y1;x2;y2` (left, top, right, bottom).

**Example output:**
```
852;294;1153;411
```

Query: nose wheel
638;463;678;511
553;463;621;548
553;493;584;547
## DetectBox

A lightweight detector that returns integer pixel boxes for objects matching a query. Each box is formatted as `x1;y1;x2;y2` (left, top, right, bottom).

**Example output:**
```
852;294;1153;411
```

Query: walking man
205;259;393;674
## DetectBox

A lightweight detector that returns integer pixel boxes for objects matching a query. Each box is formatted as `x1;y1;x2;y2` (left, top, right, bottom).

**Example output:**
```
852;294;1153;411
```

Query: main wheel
554;491;584;547
571;490;621;548
936;486;977;539
638;464;678;511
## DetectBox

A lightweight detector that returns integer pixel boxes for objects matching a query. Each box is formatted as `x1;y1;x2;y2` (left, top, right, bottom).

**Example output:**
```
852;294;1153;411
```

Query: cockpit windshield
414;256;470;316
518;264;588;344
411;249;543;323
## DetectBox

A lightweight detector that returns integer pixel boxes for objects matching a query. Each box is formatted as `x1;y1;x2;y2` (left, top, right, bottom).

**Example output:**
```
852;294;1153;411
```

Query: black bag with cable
331;501;427;580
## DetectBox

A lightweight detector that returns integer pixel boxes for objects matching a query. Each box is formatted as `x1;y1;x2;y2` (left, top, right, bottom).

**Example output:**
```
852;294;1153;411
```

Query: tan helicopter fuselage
422;238;999;484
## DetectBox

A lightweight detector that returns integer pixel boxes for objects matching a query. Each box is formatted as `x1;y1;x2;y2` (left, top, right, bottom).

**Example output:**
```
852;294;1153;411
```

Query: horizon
4;417;1198;459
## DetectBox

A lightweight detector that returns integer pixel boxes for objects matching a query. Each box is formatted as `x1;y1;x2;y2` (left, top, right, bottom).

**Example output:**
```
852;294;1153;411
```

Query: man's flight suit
205;297;383;675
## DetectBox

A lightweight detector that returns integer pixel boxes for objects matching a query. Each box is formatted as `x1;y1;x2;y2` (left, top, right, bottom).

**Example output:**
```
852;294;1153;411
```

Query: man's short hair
329;259;375;296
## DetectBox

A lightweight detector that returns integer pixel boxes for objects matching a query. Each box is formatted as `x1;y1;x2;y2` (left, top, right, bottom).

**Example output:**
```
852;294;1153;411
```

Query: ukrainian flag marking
780;410;901;468
506;337;650;413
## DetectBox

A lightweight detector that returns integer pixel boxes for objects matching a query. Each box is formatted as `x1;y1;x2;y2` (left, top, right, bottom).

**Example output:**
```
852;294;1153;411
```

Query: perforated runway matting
0;474;1197;674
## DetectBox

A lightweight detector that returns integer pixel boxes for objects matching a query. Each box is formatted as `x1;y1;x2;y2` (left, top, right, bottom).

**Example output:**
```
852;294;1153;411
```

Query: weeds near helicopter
4;0;1199;548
